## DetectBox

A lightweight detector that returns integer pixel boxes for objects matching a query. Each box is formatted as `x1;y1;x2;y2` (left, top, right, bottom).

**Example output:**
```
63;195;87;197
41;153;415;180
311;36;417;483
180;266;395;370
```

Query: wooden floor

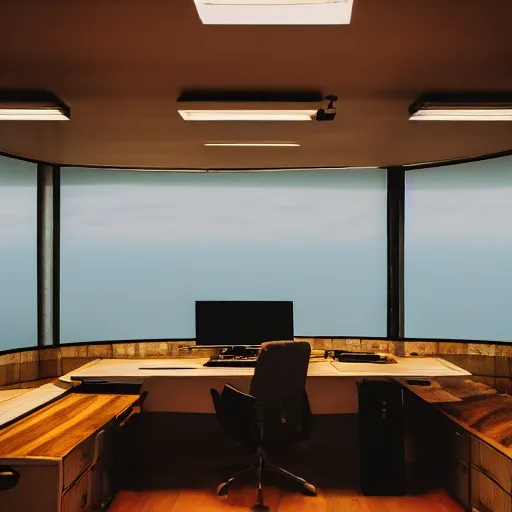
109;488;463;512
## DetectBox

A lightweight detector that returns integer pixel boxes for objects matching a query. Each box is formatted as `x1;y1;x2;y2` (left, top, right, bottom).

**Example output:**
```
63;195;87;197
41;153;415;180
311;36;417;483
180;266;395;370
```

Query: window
405;155;512;341
60;168;387;342
0;156;37;351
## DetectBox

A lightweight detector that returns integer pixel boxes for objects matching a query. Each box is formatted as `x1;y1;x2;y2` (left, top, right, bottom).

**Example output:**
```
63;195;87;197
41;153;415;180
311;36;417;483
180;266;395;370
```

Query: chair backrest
249;341;311;442
250;341;310;400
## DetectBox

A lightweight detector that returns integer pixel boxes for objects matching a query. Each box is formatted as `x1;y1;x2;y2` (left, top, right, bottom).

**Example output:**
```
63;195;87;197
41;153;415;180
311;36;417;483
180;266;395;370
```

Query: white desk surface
0;358;469;424
0;382;71;428
61;356;469;385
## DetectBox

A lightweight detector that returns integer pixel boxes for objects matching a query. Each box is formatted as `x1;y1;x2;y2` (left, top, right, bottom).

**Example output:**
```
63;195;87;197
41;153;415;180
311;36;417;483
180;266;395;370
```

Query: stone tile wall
1;339;511;394
296;338;395;354
0;341;195;386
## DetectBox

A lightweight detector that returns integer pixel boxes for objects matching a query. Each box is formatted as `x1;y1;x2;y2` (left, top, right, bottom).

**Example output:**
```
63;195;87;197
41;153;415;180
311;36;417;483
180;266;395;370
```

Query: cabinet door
443;416;470;464
0;461;60;512
443;453;470;510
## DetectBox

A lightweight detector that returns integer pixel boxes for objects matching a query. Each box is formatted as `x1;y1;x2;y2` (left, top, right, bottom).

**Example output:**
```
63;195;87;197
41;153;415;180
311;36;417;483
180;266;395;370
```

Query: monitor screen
195;301;294;346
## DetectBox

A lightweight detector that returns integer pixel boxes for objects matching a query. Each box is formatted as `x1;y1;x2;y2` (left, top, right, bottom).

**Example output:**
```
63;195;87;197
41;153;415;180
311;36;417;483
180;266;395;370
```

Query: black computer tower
357;380;406;496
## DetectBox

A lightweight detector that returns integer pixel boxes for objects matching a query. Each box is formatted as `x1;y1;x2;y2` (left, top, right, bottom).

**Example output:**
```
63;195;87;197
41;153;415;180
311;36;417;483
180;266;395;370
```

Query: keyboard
326;350;396;364
203;358;258;368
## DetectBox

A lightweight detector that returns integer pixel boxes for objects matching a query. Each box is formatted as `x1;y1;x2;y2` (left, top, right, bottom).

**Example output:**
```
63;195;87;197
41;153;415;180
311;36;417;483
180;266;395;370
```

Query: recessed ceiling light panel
0;90;70;121
410;109;512;121
179;109;316;121
193;0;353;25
0;108;69;121
409;93;512;121
0;89;70;121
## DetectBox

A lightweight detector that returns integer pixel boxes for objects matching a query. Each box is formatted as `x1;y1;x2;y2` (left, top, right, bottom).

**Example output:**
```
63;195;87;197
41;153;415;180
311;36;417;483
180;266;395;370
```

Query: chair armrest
222;384;257;402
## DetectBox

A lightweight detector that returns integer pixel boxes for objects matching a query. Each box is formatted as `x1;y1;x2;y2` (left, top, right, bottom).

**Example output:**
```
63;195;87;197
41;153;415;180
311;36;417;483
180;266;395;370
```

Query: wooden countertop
399;377;512;460
0;393;138;458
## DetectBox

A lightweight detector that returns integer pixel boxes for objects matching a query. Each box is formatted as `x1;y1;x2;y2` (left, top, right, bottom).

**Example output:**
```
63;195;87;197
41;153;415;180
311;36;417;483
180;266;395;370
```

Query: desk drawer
62;468;91;512
63;421;123;491
472;467;512;512
63;436;95;491
444;417;471;464
472;438;512;495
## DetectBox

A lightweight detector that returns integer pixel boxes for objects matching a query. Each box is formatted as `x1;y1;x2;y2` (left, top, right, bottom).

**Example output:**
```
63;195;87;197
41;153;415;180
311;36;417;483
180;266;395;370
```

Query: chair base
215;458;317;509
251;505;270;512
267;462;317;496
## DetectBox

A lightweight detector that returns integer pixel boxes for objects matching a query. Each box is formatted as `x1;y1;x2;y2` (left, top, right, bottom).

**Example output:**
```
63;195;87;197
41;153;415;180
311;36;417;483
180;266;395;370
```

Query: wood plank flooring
109;488;464;512
110;412;464;512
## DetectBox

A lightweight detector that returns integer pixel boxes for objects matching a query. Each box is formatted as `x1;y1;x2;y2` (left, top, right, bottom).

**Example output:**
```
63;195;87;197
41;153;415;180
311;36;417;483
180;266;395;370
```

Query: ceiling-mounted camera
315;95;337;121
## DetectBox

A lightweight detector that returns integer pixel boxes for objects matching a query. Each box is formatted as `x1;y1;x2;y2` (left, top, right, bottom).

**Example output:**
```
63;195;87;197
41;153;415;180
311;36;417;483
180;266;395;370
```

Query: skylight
193;0;354;25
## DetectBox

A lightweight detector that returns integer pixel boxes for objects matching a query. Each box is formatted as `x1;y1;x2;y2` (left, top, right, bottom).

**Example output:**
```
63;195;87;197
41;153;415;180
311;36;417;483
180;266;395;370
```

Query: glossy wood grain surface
0;393;138;458
401;377;512;458
109;488;463;512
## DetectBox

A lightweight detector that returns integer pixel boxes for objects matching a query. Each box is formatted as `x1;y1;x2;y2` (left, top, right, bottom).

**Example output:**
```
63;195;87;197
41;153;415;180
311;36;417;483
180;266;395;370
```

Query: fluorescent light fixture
205;142;300;147
0;89;70;121
409;93;512;121
0;108;69;121
193;0;353;25
179;109;316;121
410;109;512;121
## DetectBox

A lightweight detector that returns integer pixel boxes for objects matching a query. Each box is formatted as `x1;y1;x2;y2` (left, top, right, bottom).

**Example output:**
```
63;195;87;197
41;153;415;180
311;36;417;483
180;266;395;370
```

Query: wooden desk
0;392;139;512
400;377;512;463
400;377;512;512
59;357;469;415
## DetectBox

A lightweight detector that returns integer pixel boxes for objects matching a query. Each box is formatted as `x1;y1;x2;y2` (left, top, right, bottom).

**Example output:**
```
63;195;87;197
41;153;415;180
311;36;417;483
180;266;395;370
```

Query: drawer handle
0;466;20;491
80;491;88;507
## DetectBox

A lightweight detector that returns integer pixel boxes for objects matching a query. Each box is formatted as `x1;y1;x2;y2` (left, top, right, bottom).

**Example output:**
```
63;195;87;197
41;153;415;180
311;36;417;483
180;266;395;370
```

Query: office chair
210;341;316;511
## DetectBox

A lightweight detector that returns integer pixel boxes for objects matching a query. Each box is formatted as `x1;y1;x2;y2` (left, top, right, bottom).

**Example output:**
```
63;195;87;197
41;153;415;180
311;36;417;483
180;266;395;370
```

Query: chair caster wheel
302;482;317;496
216;482;229;498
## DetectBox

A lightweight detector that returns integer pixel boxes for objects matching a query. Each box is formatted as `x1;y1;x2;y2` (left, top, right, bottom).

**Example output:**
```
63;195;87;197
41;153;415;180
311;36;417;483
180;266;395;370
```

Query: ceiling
0;0;511;169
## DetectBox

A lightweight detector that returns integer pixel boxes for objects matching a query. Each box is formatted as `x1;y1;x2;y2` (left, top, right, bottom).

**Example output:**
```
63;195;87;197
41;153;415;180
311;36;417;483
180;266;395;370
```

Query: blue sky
0;156;37;351
405;155;512;341
60;168;388;343
60;172;386;244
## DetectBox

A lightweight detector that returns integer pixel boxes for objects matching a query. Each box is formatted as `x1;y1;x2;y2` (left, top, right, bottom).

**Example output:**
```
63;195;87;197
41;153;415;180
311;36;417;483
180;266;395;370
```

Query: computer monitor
195;300;294;346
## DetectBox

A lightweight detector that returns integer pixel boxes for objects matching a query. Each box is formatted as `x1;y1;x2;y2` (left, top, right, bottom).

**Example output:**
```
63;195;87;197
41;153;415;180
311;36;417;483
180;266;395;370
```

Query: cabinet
0;392;139;512
471;438;512;512
471;467;512;512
